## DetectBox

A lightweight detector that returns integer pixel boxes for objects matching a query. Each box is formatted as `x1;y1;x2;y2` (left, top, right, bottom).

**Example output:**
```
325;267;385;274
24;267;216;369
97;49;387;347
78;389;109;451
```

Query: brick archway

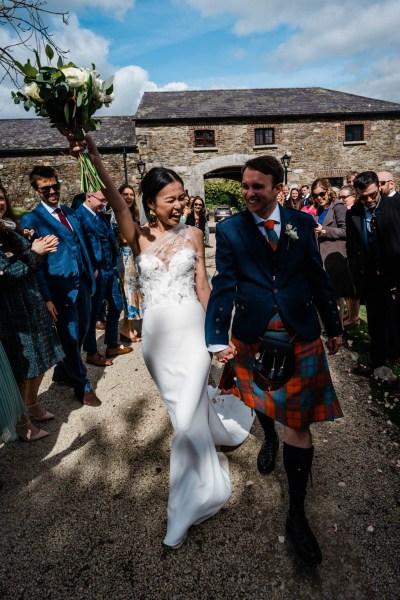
188;153;253;197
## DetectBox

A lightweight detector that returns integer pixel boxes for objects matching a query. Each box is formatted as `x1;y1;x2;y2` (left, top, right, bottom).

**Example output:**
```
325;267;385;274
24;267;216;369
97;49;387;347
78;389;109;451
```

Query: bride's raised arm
69;134;140;254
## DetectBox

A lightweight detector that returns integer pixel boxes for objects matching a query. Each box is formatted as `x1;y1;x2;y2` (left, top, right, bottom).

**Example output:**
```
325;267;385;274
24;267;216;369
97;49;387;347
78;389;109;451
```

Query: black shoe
285;513;322;564
52;373;73;387
257;433;279;475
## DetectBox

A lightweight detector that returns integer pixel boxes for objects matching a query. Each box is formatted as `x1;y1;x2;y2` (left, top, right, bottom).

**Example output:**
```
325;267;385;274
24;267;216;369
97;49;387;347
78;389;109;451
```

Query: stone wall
0;150;140;210
136;116;400;196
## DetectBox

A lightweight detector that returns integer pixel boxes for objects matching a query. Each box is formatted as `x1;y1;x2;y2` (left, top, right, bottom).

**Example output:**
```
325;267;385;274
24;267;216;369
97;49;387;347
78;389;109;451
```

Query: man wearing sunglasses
21;166;100;407
346;171;400;378
76;192;132;366
377;171;400;200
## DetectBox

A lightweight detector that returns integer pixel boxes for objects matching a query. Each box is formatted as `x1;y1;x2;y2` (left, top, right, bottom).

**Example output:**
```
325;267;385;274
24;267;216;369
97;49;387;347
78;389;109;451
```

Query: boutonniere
285;223;299;249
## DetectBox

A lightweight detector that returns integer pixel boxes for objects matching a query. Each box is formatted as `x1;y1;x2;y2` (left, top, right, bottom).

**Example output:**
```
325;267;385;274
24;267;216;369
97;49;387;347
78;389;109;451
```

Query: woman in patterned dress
0;185;64;441
114;185;143;343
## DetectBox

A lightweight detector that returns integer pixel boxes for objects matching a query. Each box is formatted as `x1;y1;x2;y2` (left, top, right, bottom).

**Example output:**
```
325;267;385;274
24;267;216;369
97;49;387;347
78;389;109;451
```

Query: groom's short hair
242;156;284;188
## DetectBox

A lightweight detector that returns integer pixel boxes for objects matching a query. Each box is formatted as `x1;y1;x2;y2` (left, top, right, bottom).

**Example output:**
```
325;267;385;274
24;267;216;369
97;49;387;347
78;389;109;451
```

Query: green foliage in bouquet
11;45;114;191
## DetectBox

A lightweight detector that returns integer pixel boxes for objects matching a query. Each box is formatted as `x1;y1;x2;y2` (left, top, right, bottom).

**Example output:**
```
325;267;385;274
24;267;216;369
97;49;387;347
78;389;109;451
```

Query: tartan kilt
227;314;343;430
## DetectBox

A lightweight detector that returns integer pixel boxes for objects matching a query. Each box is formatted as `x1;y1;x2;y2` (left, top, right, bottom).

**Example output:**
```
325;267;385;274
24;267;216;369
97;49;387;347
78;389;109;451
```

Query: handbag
253;334;296;391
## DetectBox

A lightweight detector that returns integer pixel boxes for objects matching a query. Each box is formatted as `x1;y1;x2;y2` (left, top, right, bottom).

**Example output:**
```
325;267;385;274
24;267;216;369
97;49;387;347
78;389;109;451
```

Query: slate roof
0;116;136;154
135;87;400;121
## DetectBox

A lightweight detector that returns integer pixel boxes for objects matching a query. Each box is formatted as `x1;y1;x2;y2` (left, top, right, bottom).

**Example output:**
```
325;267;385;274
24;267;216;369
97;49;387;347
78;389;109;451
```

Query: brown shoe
106;344;133;358
86;352;113;367
82;390;101;407
95;320;106;331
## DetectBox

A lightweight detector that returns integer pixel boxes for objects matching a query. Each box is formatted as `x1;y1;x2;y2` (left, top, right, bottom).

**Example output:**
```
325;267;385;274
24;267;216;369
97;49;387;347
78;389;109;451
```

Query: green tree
204;178;244;210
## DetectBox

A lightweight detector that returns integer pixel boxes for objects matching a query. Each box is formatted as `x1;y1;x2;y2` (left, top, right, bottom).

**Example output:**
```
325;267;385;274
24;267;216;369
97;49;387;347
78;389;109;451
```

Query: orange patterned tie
262;220;278;251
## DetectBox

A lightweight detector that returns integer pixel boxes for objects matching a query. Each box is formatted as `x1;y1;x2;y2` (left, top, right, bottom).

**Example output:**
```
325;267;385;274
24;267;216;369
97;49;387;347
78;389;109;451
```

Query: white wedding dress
136;224;254;547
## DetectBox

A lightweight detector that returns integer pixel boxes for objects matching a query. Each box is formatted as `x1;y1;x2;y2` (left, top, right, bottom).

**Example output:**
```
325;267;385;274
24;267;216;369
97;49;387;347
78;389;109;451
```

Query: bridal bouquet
11;45;114;191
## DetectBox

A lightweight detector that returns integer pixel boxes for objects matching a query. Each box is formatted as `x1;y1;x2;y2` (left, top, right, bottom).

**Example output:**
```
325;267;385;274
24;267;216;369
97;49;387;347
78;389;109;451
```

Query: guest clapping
0;185;64;441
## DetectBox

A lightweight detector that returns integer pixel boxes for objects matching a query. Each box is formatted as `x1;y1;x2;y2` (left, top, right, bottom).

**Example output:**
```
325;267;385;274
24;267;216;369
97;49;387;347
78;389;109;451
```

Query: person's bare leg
16;380;49;439
24;373;54;420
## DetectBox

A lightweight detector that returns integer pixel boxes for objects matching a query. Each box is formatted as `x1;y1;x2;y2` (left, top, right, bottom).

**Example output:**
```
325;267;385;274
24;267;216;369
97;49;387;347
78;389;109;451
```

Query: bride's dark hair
141;167;184;223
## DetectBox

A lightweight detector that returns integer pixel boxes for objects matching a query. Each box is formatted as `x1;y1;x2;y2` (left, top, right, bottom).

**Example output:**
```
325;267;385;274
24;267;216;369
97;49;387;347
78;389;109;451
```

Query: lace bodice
136;224;198;310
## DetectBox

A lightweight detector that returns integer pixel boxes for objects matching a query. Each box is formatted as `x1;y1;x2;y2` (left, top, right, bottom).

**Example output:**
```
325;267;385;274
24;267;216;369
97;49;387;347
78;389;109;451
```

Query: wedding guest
338;185;360;327
285;188;302;210
186;196;207;233
312;178;355;325
0;184;64;440
115;184;143;343
206;156;343;565
347;171;400;377
300;195;317;217
300;184;311;207
76;191;132;364
21;166;101;407
345;171;358;186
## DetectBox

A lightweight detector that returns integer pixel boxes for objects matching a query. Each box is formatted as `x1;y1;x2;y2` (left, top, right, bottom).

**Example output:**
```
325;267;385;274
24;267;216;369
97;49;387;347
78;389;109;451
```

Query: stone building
0;116;137;208
1;87;400;208
134;87;400;196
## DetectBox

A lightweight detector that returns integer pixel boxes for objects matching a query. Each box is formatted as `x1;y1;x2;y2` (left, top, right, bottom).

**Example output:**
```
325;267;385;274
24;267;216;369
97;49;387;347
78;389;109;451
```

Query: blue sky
1;0;399;118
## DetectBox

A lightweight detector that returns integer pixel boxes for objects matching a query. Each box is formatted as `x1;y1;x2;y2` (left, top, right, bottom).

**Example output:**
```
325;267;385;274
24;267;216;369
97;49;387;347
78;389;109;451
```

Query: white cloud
46;0;134;20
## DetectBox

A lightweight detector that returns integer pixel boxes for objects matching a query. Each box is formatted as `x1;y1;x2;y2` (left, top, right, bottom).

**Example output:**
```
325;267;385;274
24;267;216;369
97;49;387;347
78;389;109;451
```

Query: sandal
86;352;113;367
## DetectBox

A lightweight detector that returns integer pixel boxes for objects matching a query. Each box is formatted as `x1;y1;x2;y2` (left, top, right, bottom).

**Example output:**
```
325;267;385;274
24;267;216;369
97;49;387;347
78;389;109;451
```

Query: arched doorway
187;153;253;197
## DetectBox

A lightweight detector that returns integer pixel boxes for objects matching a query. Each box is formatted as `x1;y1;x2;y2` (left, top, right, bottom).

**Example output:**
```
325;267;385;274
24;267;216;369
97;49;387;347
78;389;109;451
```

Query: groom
205;156;343;565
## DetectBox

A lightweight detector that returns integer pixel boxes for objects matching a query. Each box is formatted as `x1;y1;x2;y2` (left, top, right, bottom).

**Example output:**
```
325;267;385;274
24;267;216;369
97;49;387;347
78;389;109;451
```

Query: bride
70;136;253;548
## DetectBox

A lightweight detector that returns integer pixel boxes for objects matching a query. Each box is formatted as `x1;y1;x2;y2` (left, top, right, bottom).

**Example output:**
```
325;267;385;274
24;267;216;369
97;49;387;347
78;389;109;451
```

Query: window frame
194;129;216;148
345;124;364;142
254;127;275;146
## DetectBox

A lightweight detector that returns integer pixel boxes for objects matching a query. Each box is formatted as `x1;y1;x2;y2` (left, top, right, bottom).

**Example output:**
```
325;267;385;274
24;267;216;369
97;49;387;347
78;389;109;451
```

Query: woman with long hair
311;178;355;324
0;185;64;441
114;184;143;342
69;135;253;550
286;187;302;210
186;196;207;233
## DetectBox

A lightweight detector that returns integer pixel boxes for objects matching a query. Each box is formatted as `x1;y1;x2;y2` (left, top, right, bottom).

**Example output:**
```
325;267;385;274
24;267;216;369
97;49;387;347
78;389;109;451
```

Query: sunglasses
193;203;203;207
378;180;392;186
312;191;327;199
358;190;379;201
339;194;353;200
37;183;60;194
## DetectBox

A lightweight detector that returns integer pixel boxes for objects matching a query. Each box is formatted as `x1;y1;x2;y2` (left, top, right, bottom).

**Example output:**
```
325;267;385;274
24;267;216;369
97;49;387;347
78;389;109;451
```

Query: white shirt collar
83;203;97;217
41;200;60;214
252;203;281;225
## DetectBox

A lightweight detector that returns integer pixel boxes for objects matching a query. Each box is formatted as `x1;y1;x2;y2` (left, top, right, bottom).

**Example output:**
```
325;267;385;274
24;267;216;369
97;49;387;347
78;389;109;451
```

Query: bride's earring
149;208;157;224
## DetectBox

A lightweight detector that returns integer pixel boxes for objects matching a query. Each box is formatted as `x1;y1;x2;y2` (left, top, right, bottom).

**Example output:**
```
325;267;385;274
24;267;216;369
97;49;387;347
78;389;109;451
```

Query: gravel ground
0;237;399;600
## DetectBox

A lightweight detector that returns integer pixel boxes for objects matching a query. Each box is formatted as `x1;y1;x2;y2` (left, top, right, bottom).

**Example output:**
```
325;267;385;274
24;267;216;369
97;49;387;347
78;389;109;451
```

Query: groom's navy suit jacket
21;203;95;304
205;205;342;346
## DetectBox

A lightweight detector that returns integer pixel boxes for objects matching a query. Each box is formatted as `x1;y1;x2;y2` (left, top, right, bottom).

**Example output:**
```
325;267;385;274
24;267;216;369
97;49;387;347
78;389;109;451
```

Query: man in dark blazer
347;171;400;376
205;156;343;565
76;191;131;365
21;166;100;407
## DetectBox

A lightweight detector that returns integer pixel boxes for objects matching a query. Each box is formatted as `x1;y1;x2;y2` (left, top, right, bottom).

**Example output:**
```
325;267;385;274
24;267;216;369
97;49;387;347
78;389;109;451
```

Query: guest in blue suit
205;156;343;565
21;166;100;407
76;191;132;365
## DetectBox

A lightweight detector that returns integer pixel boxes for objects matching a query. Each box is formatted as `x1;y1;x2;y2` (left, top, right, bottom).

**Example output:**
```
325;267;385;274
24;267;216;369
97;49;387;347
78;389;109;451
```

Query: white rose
98;92;114;105
61;67;87;89
23;82;44;103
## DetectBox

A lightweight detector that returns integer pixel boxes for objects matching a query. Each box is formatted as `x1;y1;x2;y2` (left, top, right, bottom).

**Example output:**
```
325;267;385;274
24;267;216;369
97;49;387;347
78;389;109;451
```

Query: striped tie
262;219;278;251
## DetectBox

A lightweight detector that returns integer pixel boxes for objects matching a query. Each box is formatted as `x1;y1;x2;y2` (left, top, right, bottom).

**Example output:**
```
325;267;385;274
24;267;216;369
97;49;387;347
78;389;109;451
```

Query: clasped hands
215;341;237;363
